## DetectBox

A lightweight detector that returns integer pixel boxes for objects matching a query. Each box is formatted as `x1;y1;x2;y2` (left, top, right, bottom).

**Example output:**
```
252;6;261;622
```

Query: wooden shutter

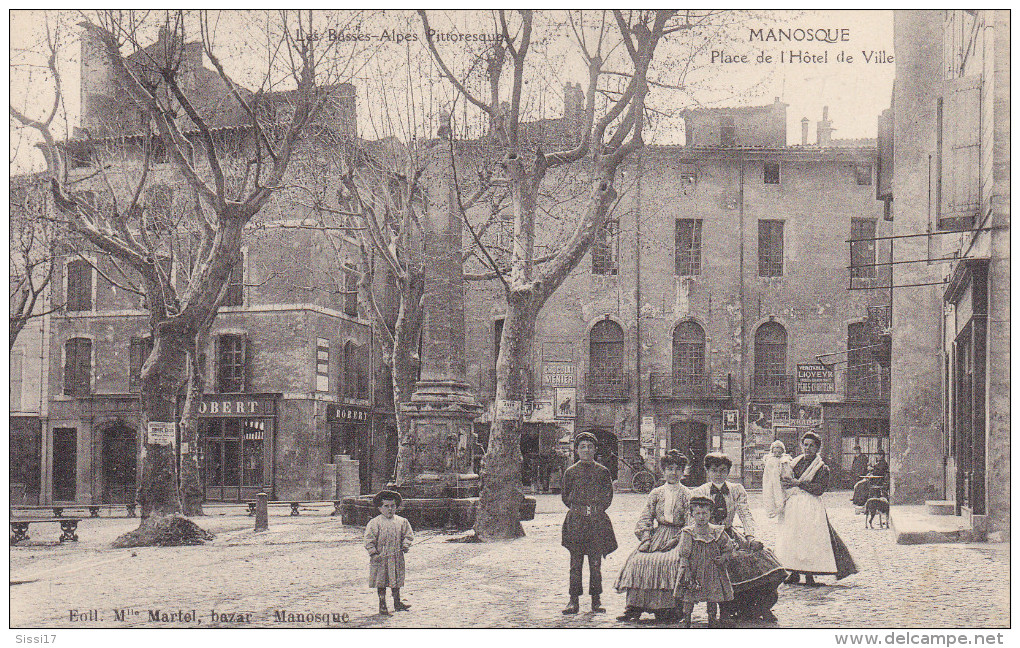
212;335;221;393
940;75;982;230
63;340;76;396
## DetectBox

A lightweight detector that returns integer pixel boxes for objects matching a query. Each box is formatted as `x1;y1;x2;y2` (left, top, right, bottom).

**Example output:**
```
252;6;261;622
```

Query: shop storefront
196;395;276;502
328;403;372;494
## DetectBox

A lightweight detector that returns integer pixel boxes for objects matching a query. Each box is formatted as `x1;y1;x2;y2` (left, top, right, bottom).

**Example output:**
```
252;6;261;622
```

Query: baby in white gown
762;440;794;518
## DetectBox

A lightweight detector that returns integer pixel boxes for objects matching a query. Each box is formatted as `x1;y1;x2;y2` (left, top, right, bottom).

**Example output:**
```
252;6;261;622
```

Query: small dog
865;497;889;528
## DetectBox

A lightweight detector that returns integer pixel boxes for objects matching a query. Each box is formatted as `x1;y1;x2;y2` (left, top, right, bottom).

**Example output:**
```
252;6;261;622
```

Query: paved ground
9;492;1009;629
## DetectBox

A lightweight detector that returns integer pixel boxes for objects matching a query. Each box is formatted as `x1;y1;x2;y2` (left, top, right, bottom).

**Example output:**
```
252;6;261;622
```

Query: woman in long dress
776;431;858;585
614;451;691;622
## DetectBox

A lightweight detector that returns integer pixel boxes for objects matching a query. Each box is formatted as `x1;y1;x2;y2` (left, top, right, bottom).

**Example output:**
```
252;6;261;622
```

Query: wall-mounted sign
147;421;176;446
772;403;792;425
789;404;823;427
496;399;523;421
797;363;836;394
723;409;740;432
640;416;656;445
198;397;275;417
524;400;555;423
554;388;576;418
543;361;576;387
327;404;371;423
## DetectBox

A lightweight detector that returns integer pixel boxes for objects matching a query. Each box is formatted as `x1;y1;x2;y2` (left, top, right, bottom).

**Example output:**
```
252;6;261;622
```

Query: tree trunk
474;289;536;539
136;331;191;518
179;340;205;516
392;272;424;484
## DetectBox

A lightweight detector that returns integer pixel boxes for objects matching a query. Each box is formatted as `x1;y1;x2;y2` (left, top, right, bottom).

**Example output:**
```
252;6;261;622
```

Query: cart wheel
633;471;655;493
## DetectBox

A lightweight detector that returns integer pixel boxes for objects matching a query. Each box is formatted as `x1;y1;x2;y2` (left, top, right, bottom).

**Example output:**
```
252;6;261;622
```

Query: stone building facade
465;99;892;490
885;10;1009;540
20;27;395;506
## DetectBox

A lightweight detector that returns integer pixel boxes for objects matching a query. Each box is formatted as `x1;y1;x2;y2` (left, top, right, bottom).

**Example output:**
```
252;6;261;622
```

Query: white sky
9;10;895;172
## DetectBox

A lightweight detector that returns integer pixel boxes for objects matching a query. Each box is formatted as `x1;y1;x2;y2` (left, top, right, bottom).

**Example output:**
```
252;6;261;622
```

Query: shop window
758;220;784;277
675;218;703;276
202;418;265;490
763;161;781;185
216;334;249;393
63;337;92;396
850;218;877;279
840;420;888;474
672;320;706;390
128;336;154;393
66;259;93;311
592;220;619;276
753;322;788;398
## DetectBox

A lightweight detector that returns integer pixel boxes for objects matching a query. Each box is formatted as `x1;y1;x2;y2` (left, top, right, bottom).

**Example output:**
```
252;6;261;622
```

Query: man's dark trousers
568;550;602;596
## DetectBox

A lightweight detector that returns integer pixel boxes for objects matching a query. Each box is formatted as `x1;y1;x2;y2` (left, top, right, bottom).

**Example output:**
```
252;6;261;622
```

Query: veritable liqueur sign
797;363;836;394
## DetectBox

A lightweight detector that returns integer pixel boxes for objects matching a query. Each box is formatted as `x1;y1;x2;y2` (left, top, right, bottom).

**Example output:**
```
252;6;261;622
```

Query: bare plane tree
11;10;371;542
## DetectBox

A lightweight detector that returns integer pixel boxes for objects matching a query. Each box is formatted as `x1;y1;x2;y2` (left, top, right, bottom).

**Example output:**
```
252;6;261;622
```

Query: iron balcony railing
648;372;731;399
751;373;796;401
584;371;631;401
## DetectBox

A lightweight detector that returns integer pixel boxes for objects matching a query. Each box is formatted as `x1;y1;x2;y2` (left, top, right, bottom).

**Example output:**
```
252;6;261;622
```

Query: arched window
753;322;788;397
672;320;706;390
588;320;626;398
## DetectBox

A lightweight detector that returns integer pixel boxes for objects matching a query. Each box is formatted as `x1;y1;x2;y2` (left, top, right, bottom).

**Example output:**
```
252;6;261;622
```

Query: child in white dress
762;440;794;518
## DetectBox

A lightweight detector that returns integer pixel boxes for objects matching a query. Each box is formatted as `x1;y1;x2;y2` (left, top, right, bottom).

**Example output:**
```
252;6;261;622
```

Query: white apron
775;456;837;574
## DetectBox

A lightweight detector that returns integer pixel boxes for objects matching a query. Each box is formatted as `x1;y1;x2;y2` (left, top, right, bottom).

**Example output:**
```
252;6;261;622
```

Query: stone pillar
888;11;945;504
397;126;483;497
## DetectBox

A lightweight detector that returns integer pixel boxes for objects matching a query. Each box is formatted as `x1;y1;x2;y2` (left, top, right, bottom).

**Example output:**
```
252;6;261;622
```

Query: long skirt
614;524;683;610
776;489;858;579
720;528;786;618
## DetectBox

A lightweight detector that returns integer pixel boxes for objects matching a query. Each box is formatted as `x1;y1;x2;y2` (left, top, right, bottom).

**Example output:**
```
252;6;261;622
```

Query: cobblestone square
9;492;1009;629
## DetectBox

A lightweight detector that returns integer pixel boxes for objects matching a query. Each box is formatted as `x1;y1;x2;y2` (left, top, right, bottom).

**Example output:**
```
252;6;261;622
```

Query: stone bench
12;504;137;518
10;517;81;543
246;500;344;517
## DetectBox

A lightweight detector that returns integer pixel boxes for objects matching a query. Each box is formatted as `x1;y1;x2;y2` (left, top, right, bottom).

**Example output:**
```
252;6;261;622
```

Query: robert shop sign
328;404;371;423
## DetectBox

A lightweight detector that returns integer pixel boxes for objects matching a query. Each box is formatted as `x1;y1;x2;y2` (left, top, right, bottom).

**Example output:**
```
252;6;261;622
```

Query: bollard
255;492;269;532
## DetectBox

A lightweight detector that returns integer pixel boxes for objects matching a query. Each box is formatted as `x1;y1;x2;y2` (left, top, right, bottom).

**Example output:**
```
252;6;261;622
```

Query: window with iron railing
592;220;619;276
753;322;789;397
672;320;705;391
588;320;626;398
675;219;703;276
758;220;784;277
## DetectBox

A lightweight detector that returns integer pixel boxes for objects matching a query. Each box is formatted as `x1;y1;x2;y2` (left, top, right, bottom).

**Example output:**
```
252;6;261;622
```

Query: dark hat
373;490;402;508
574;431;598;448
689;495;715;509
703;452;733;471
662;450;689;469
801;431;822;445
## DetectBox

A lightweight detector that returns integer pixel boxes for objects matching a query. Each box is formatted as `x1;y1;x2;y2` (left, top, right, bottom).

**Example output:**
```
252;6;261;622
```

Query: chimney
563;82;584;138
817;105;834;146
801;117;810;145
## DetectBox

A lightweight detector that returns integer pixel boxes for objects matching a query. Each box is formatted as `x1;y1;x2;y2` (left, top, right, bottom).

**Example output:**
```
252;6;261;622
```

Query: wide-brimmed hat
373;490;402;508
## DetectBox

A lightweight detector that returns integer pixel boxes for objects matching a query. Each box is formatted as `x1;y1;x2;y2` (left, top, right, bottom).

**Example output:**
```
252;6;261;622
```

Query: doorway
52;427;77;501
102;424;137;504
671;421;708;486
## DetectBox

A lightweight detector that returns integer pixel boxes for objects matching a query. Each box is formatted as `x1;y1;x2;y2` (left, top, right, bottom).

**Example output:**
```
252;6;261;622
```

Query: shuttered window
66;259;93;311
939;75;981;230
64;338;92;396
758;220;784;277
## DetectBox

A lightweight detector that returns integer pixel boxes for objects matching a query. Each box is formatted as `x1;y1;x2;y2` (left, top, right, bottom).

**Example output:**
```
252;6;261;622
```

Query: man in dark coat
561;432;617;614
850;446;869;485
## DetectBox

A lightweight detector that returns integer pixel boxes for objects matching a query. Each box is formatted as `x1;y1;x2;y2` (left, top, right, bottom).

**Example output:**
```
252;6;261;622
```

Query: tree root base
111;514;214;548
